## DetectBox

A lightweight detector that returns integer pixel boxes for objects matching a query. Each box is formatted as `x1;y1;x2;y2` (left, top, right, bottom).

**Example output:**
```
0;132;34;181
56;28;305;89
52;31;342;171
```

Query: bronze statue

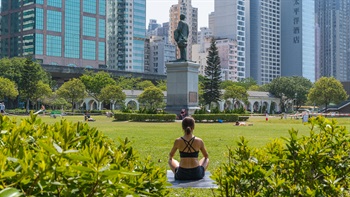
174;14;189;62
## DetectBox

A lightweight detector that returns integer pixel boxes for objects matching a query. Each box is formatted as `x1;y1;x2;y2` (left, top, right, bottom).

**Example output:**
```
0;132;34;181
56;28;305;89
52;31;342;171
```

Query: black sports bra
179;136;199;158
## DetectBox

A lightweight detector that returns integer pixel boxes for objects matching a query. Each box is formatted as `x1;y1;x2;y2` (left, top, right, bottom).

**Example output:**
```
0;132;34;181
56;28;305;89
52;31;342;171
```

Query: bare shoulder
194;136;204;142
174;137;183;143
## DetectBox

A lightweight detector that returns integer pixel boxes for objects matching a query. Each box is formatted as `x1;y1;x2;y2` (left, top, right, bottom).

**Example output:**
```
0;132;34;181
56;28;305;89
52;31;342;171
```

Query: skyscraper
249;0;281;84
147;19;160;34
213;0;247;81
107;0;146;72
281;0;316;82
0;0;106;68
169;0;198;60
315;0;350;81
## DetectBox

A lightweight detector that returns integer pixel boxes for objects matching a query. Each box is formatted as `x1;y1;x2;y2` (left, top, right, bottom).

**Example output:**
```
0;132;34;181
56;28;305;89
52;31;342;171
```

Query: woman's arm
169;140;178;160
200;140;209;158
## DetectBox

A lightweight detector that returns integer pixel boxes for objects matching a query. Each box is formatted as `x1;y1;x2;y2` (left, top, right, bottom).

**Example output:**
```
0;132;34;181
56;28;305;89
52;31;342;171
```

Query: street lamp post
294;93;298;112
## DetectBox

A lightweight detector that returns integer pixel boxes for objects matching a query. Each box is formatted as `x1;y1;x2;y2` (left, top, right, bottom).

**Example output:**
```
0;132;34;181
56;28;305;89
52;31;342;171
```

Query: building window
83;16;96;37
99;42;105;61
99;19;105;38
48;0;62;8
47;10;62;32
83;40;96;60
35;33;43;55
47;35;62;57
99;0;106;15
83;0;96;14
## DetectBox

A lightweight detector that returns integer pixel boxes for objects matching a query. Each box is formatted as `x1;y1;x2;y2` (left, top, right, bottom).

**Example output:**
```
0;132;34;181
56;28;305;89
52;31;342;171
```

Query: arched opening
270;102;277;114
127;100;137;110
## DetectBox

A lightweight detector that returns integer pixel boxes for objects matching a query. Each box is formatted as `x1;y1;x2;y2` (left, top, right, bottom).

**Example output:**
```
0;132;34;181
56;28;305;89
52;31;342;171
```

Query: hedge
114;113;177;122
191;114;245;122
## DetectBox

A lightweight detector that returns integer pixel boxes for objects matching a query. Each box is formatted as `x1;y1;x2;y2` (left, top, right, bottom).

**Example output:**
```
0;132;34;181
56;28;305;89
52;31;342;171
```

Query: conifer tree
203;38;222;109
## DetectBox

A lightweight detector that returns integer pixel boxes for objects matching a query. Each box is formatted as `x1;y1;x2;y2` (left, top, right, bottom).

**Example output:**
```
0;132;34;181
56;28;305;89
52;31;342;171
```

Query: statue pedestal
165;62;200;116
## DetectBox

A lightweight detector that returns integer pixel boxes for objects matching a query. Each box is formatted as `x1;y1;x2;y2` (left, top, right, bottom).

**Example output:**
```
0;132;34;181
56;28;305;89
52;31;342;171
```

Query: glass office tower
281;0;315;82
107;0;146;72
0;0;106;68
315;0;350;81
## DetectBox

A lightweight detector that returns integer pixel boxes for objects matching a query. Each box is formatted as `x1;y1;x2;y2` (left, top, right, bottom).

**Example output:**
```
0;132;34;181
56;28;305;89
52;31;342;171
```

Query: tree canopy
29;81;52;109
223;85;248;104
308;77;348;111
100;85;126;112
80;71;116;109
136;80;155;90
0;77;18;101
116;76;141;90
138;86;164;110
268;76;312;111
203;38;222;108
56;78;87;112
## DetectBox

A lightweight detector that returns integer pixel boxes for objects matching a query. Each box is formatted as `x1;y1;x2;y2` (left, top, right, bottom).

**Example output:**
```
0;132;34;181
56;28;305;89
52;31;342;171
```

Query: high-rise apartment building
216;38;239;81
0;0;106;68
213;0;247;81
208;12;215;33
250;0;281;84
197;27;213;52
281;0;315;82
148;36;176;74
107;0;146;72
147;19;160;33
192;37;239;81
315;0;350;81
169;0;198;60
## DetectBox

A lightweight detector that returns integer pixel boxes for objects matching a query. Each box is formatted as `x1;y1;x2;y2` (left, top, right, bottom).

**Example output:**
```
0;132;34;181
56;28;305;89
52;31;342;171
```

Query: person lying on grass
168;117;209;180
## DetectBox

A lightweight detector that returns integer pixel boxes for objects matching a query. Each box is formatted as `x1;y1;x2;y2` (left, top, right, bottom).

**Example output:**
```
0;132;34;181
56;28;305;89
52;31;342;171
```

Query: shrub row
114;113;177;122
0;113;169;196
212;116;350;196
191;114;247;122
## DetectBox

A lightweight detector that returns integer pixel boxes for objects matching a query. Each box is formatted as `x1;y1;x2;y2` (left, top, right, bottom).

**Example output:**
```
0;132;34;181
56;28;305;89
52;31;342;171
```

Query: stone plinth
165;62;200;115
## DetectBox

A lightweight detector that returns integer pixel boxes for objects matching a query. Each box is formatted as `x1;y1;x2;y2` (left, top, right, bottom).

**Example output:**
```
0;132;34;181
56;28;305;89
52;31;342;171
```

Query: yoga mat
167;170;218;188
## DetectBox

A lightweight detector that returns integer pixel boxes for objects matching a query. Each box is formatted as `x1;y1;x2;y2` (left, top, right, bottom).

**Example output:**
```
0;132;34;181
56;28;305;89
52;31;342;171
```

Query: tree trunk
26;98;30;113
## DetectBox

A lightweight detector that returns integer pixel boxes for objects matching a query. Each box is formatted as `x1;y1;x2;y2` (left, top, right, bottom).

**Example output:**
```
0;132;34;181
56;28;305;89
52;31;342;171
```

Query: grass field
9;114;350;196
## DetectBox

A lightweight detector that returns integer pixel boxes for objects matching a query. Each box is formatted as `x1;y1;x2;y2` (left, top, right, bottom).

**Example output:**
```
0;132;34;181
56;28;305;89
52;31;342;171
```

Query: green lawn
10;114;350;196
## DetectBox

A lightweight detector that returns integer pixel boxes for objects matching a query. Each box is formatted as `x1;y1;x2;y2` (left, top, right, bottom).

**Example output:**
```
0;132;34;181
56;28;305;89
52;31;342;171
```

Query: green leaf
64;154;90;161
71;165;94;172
0;188;22;197
51;181;65;186
120;171;142;176
1;171;17;178
38;141;57;154
53;143;63;154
6;157;18;162
63;149;79;154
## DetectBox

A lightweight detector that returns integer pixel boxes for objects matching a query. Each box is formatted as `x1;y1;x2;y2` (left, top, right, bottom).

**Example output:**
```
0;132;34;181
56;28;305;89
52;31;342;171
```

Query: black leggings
175;166;205;180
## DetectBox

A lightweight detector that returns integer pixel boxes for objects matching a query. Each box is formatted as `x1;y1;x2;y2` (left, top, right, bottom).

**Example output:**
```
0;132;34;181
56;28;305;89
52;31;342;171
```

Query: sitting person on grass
168;117;209;180
84;111;95;122
235;121;246;126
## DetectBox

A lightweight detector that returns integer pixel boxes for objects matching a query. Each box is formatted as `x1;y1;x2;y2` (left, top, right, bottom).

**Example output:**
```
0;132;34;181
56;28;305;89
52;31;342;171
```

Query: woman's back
175;136;204;168
168;117;209;180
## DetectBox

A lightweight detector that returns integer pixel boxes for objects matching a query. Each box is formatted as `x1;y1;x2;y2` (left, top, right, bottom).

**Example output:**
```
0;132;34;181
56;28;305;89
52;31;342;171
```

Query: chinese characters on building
293;0;300;44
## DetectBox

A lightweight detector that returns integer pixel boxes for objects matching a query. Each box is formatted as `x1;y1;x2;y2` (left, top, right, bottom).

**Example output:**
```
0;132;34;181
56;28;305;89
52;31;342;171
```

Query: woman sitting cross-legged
168;117;209;180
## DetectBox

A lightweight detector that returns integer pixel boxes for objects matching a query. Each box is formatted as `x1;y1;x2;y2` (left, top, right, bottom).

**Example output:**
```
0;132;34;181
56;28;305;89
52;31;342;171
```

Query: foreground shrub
212;116;350;196
0;114;169;196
